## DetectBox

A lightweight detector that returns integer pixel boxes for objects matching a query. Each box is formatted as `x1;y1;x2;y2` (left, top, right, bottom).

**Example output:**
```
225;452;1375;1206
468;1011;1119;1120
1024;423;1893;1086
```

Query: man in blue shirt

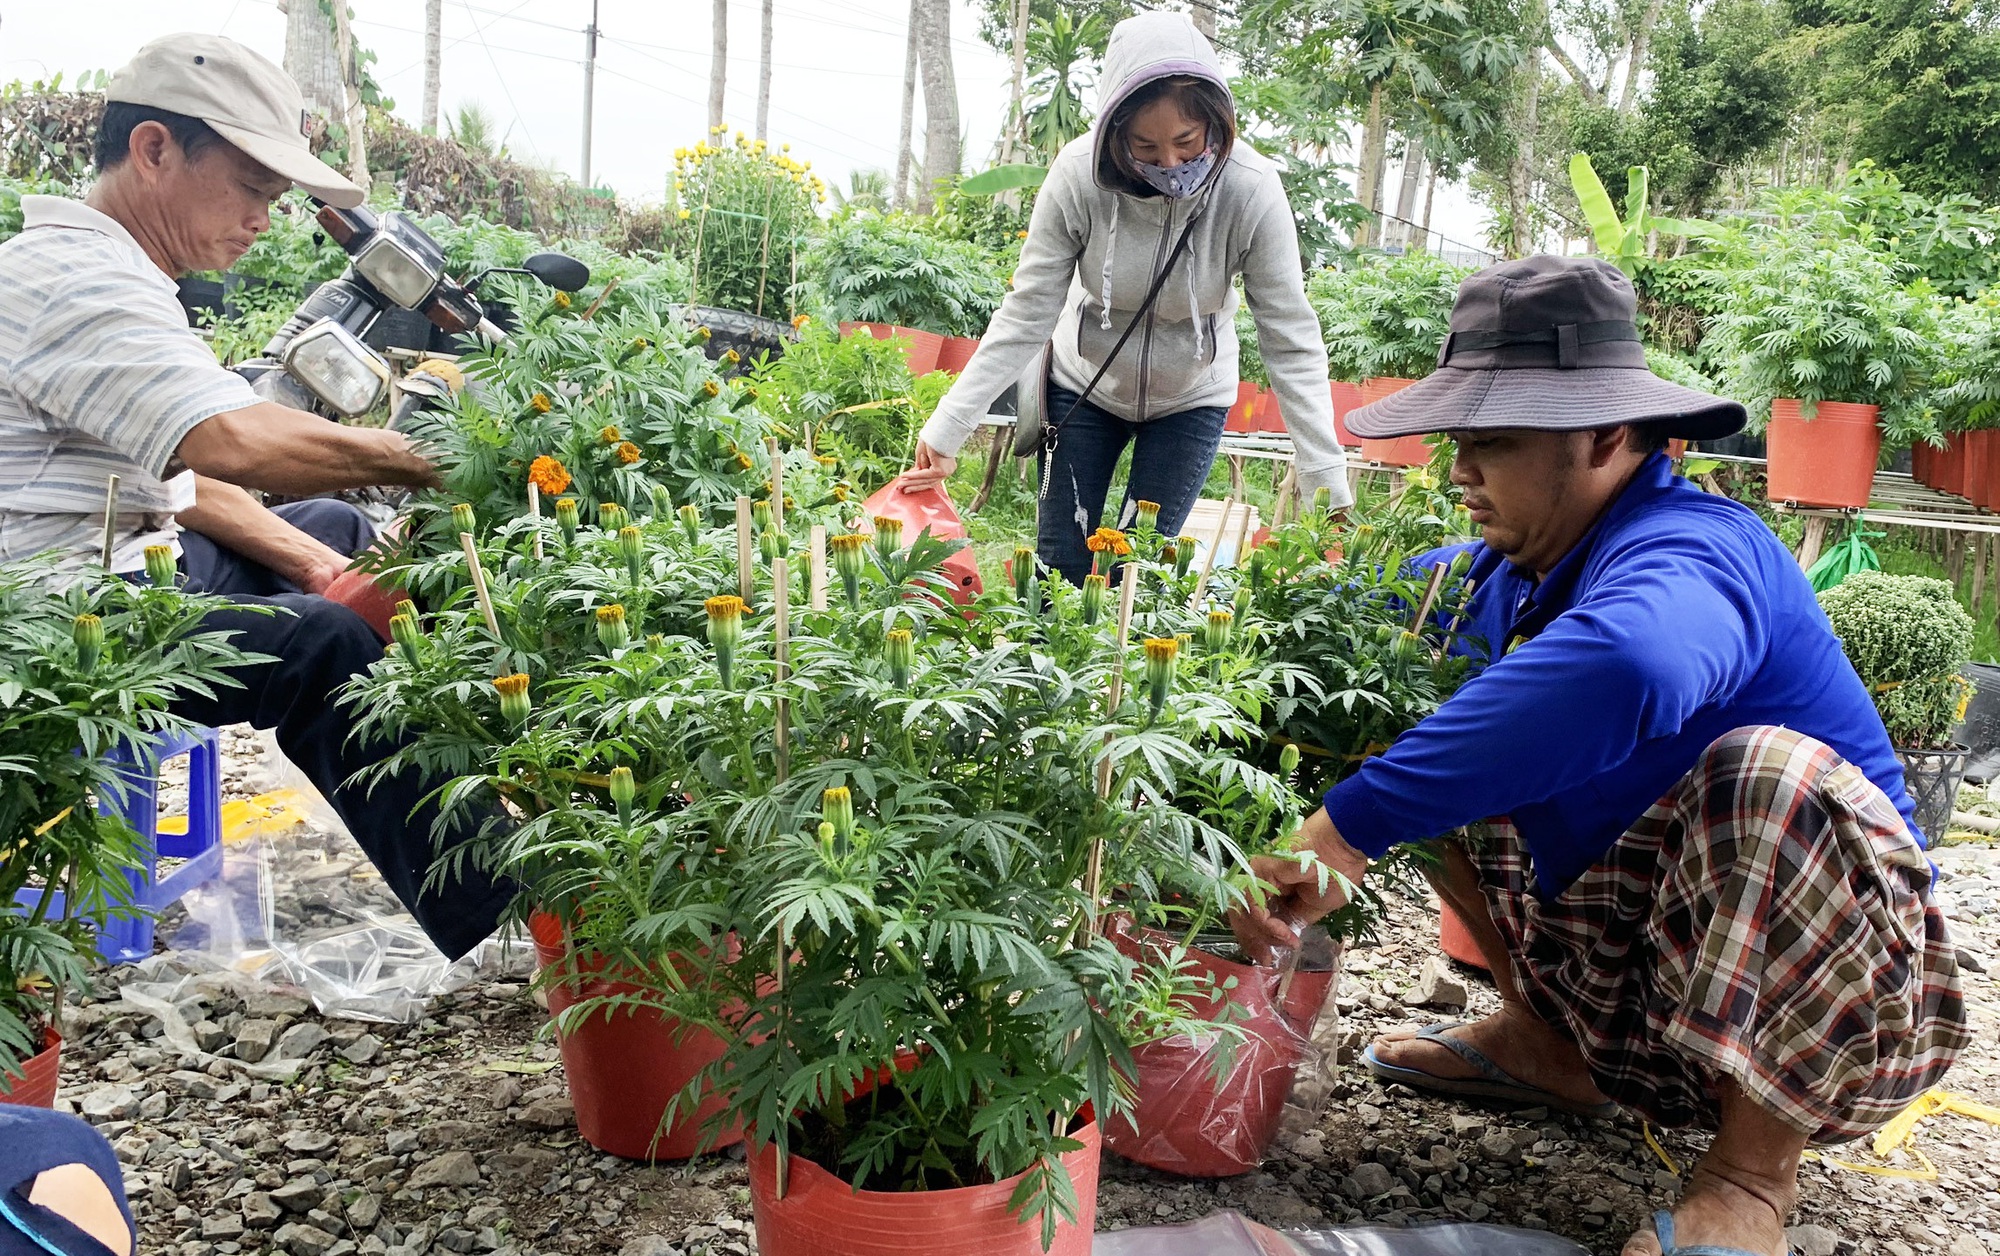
1237;258;1966;1256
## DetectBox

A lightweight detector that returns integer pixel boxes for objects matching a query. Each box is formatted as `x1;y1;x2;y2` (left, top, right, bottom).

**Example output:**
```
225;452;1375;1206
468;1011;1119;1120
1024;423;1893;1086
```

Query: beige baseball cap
105;33;366;208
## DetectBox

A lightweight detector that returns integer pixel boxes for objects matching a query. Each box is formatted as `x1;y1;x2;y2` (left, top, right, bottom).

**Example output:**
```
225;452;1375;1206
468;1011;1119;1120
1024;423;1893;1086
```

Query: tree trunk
893;0;920;210
1392;136;1426;247
422;0;442;134
279;0;344;118
329;0;368;187
1191;2;1217;41
1415;165;1436;252
1508;67;1541;259
1005;0;1030;160
1542;38;1600;106
756;0;774;141
709;0;728;135
914;0;960;215
1617;0;1666;113
1351;84;1386;247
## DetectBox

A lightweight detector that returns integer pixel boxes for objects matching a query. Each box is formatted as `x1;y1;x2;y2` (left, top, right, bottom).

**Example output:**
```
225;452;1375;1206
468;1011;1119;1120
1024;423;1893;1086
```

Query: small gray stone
80;1086;139;1122
1402;957;1471;1011
193;1018;230;1053
272;1177;325;1214
345;1193;382;1231
245;990;311;1019
339;1034;383;1065
1477;1131;1523;1166
617;1238;680;1256
1946;1237;1989;1256
284;1129;337;1156
243;1193;285;1229
1903;1221;1945;1249
515;1097;574;1131
275;1023;329;1061
274;1221;338;1256
1341;1162;1396;1199
162;1158;194;1193
489;1078;523;1110
202;1215;247;1241
235;1020;280;1064
1787;1224;1840;1256
384;1128;421;1156
137;1090;170;1120
167;1070;219;1100
406;1150;481;1189
434;1229;479;1254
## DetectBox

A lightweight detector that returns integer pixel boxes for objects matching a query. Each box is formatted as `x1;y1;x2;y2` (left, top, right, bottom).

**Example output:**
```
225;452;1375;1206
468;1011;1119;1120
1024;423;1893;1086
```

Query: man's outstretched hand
1232;807;1369;963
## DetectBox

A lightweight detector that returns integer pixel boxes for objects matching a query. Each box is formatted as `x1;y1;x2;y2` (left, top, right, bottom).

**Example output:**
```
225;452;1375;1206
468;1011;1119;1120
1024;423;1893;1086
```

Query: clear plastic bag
167;732;529;1023
1093;1211;1592;1256
1105;921;1341;1177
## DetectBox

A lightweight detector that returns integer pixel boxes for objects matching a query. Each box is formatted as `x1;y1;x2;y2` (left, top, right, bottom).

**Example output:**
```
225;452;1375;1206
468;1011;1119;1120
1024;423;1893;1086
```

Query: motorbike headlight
353;230;438;308
281;319;391;416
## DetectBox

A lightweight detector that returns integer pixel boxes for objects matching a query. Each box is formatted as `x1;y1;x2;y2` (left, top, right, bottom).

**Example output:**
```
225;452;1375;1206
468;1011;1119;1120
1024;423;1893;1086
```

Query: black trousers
168;500;510;960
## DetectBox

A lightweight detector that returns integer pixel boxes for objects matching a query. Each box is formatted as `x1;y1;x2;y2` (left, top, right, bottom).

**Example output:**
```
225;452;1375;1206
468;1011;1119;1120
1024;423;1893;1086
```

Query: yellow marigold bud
703;380;721;397
600;425;621;444
143;544;177;587
530;393;553;414
493;673;532;724
595;603;630;651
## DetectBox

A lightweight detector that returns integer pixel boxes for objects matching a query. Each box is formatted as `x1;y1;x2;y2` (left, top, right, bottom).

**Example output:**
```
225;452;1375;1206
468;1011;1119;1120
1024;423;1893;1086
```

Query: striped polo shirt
0;196;257;574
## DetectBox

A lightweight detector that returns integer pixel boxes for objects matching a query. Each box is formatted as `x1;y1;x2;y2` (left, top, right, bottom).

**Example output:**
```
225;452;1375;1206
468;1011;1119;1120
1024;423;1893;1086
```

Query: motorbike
232;200;590;425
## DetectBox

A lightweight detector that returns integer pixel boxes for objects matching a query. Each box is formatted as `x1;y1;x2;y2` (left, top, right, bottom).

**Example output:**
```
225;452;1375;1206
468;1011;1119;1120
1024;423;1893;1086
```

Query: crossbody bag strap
1038;213;1201;500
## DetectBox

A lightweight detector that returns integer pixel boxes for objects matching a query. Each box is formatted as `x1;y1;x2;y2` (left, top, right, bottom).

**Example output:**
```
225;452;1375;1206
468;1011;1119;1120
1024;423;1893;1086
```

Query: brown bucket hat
1344;255;1746;441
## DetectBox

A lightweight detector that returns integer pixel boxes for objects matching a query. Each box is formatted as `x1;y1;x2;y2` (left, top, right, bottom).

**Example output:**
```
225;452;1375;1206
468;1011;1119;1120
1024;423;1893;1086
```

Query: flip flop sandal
1361;1020;1621;1121
1649;1209;1793;1256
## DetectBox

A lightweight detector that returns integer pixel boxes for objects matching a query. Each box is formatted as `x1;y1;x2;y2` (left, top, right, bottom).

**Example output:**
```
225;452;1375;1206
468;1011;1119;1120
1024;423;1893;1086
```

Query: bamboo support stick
735;496;754;602
458;533;502;636
808;526;828;611
1407;562;1452;633
772;558;790;784
767;439;785;533
1083;564;1143;935
99;474;121;569
526;482;544;560
1187;496;1237;611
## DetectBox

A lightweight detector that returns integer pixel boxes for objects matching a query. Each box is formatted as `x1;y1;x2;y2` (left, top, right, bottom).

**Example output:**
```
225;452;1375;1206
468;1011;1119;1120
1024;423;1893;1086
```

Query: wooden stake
767;439;786;533
99;474;121;569
1083;564;1143;938
458;532;502;636
808;526;828;611
1794;515;1830;572
1407;562;1452;632
1188;497;1237;611
1229;499;1255;570
735;496;754;602
772;557;790;784
1272;462;1300;528
526;482;544;560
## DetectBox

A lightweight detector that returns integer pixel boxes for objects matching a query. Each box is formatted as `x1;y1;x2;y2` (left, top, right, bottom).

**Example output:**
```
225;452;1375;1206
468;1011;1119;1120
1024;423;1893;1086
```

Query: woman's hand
899;440;958;493
1231;807;1369;962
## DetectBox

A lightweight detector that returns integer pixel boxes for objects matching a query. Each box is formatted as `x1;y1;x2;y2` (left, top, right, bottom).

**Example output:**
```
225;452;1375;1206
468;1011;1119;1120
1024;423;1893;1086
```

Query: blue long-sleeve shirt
1322;452;1919;898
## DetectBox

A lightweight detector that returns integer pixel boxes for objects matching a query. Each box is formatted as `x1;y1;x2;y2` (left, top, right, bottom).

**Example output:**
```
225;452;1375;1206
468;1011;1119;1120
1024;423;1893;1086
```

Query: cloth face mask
1133;146;1216;199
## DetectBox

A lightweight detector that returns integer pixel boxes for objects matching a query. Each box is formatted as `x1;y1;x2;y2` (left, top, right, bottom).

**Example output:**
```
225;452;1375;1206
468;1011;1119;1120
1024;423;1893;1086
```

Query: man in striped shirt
0;35;509;960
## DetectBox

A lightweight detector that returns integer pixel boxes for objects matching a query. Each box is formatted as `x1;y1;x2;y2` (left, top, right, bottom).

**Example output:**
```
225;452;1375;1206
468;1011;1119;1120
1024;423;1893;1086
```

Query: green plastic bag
1807;526;1884;593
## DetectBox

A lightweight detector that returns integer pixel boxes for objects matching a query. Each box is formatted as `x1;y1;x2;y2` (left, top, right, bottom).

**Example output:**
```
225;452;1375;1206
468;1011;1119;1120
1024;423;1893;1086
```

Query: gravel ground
45;729;2000;1256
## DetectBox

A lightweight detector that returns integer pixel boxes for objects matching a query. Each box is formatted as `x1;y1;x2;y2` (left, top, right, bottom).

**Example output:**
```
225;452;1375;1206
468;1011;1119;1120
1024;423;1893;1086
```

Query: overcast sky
0;0;1490;253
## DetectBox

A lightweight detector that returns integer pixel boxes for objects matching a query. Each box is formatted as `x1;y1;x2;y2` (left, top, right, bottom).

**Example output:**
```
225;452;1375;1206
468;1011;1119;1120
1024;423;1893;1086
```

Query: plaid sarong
1467;725;1969;1144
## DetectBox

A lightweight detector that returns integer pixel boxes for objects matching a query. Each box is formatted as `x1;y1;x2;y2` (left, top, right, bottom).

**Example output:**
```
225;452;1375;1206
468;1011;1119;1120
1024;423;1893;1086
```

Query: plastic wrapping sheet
1106;922;1341;1177
1092;1212;1592;1255
168;732;530;1023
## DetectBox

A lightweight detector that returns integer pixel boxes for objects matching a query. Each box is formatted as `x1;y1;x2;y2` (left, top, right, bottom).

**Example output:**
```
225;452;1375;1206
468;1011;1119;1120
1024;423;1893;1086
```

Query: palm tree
756;0;774;141
915;0;961;213
1021;12;1105;162
830;169;892;213
448;102;498;156
709;0;728;134
279;0;343;117
894;0;919;209
422;0;442;134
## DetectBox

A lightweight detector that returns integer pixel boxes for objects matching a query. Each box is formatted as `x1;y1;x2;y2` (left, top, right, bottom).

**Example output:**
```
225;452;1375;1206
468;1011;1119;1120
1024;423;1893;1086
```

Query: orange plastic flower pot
1936;433;1967;499
749;1109;1101;1256
1224;380;1260;434
1253;386;1288;434
1103;923;1336;1177
1329;380;1363;446
1912;439;1933;489
0;1028;62;1109
529;913;742;1161
322;568;404;643
839;322;945;377
1357;377;1432;467
934;335;981;374
1976;430;2000;510
1438;903;1490;971
1764;399;1882;510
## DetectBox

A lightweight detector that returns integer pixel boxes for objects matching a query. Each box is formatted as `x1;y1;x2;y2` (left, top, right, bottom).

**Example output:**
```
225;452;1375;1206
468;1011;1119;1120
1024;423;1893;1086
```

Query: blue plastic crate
11;725;225;964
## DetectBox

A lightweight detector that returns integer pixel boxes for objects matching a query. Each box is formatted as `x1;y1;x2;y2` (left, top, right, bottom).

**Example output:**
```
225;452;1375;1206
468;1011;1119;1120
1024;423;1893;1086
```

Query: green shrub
795;213;1007;338
747;319;947;489
668;132;824;319
1817;570;1973;748
1935;292;2000;432
1307;252;1469;382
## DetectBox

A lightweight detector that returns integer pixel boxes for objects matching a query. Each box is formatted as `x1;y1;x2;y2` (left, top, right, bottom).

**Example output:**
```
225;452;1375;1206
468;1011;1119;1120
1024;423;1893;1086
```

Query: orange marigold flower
1085;527;1132;557
530;393;553;414
791;314;810;329
616;441;643;465
735;452;755;470
600;425;621;444
528;456;572;495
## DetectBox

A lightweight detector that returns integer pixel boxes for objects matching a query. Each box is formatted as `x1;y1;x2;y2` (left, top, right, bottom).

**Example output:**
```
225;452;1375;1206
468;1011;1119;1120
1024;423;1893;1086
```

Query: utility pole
581;0;600;187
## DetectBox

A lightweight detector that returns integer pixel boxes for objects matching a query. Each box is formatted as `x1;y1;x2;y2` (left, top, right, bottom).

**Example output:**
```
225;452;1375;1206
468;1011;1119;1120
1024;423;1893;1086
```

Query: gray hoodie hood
1091;11;1234;192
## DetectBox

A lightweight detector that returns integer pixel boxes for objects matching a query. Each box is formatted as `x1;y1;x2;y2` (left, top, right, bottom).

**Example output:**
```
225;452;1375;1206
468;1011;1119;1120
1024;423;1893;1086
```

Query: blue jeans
1037;384;1228;587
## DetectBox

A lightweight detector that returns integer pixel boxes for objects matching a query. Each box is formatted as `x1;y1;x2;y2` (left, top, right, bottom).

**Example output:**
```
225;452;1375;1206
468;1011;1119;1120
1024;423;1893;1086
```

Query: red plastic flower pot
529;913;742;1161
1357;377;1432;467
1103;923;1337;1177
0;1027;61;1109
1937;433;1967;499
1438;903;1490;971
838;322;944;377
1329;380;1363;446
1764;399;1882;510
1253;386;1288;434
934;335;981;374
1224;380;1260;434
859;482;983;605
1912;439;1933;489
321;568;405;643
749;1106;1100;1256
1976;429;2000;511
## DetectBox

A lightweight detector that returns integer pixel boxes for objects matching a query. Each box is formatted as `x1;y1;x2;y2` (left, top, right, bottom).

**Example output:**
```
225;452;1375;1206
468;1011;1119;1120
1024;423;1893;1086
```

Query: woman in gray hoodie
897;11;1352;586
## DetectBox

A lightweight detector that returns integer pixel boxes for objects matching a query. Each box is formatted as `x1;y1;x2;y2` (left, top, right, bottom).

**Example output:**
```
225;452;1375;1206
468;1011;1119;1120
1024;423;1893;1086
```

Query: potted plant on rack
1703;232;1944;509
0;558;259;1106
1817;570;1974;845
799;214;1008;378
1309;252;1467;466
1934;293;2000;507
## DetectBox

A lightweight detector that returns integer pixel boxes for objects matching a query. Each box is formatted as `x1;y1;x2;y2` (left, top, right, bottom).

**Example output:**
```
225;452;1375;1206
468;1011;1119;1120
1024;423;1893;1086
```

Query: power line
457;0;544;156
600;31;901;79
591;58;885;176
